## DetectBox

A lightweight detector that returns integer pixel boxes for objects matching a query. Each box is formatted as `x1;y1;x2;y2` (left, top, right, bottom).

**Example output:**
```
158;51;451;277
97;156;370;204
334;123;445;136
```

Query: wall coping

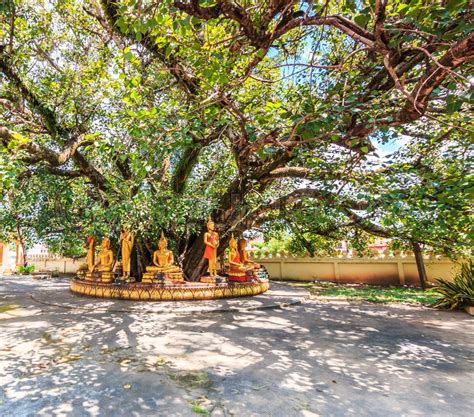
248;247;463;260
252;256;455;263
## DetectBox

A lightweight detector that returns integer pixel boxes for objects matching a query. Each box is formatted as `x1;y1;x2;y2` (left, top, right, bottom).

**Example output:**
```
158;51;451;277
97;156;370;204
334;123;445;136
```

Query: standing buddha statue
203;216;219;279
120;225;134;279
86;235;96;272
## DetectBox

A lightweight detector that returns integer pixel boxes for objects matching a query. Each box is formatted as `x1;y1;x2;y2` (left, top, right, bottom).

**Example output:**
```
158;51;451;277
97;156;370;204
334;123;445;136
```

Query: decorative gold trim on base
200;276;216;284
70;279;269;301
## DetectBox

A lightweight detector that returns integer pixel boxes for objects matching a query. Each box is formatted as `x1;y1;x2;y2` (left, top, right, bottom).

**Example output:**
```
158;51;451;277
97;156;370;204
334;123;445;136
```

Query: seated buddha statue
228;234;252;282
238;238;260;270
86;237;114;283
94;237;114;272
143;232;184;283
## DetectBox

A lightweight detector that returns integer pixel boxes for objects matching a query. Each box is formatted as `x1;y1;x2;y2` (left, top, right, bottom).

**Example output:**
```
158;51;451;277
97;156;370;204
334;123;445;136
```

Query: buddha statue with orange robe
228;234;252;282
203;216;219;278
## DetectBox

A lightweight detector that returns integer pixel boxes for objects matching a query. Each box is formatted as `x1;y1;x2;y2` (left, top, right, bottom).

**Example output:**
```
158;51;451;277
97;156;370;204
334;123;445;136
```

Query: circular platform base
70;279;269;301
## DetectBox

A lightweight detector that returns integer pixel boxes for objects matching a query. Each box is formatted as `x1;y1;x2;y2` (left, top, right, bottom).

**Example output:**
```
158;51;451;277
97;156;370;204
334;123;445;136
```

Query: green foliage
190;403;210;416
254;236;292;254
17;264;35;274
0;0;471;267
432;260;474;310
308;282;440;305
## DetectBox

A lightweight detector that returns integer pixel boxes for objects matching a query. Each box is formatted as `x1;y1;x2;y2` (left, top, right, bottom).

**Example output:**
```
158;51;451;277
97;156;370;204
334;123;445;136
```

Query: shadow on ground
0;277;472;417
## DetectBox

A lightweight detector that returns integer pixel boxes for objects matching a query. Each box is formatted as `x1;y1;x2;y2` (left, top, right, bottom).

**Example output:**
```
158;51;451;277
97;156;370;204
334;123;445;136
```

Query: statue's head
158;231;168;250
207;215;215;231
123;224;130;232
102;237;110;249
238;238;247;251
229;233;238;250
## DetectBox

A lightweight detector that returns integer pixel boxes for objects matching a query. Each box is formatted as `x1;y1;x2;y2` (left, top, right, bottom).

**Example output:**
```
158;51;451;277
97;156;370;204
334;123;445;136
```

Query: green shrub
18;265;35;274
432;260;474;310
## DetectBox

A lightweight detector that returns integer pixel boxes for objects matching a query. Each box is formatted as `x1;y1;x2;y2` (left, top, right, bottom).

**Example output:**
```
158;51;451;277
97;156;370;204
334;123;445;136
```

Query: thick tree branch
171;128;226;193
398;32;474;121
174;1;375;48
344;32;474;144
0;125;84;166
267;166;313;178
173;0;221;19
46;167;84;178
0;54;108;191
345;211;392;239
248;188;370;225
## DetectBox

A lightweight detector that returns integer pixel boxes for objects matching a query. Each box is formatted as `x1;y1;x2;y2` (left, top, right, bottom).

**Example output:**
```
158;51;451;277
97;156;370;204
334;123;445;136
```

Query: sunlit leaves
0;0;471;260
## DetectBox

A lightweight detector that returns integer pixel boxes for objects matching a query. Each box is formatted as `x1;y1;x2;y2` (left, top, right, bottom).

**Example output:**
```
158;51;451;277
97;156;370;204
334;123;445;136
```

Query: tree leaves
0;0;471;263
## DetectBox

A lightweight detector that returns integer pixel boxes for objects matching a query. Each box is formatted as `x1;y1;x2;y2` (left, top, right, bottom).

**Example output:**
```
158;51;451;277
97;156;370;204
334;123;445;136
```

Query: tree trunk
412;241;427;290
21;242;27;267
130;240;152;281
181;179;250;280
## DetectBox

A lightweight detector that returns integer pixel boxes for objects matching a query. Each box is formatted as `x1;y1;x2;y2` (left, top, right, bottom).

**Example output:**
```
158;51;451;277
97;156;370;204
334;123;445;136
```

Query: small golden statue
120;225;134;278
228;234;252;282
203;216;219;278
142;231;184;283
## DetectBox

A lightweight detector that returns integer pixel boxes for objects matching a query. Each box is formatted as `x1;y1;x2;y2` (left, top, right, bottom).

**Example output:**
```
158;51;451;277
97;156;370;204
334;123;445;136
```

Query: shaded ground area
299;281;440;305
0;277;473;417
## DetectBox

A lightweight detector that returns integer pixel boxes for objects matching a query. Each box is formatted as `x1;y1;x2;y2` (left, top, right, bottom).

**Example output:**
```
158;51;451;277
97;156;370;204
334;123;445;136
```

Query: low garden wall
23;251;461;286
250;251;460;286
26;255;84;274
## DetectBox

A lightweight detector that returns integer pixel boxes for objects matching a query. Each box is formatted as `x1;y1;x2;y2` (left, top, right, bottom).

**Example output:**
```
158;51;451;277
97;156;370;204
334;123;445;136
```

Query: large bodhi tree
0;0;472;279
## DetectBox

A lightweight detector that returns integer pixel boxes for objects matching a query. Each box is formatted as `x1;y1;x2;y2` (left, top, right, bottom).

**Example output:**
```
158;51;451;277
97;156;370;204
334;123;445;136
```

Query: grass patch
307;282;439;305
190;403;210;416
169;371;212;389
0;304;18;313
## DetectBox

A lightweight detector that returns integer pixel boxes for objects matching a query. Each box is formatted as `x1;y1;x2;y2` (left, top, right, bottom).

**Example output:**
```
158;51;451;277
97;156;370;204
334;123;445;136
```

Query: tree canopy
0;0;472;278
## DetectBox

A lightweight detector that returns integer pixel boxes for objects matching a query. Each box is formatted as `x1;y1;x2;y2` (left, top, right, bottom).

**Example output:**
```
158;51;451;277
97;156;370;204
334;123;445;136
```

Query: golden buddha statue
203;216;219;278
85;237;114;283
120;225;134;278
94;237;114;272
86;235;95;272
238;238;260;270
228;234;252;282
77;235;95;279
76;262;88;280
142;231;184;283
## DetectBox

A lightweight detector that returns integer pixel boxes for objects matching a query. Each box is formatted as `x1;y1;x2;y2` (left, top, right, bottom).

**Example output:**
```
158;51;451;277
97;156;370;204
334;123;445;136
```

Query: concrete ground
0;277;472;417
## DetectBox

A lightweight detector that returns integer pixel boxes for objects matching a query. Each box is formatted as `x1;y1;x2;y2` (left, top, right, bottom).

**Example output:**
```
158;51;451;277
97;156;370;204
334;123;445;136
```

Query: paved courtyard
0;277;472;417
